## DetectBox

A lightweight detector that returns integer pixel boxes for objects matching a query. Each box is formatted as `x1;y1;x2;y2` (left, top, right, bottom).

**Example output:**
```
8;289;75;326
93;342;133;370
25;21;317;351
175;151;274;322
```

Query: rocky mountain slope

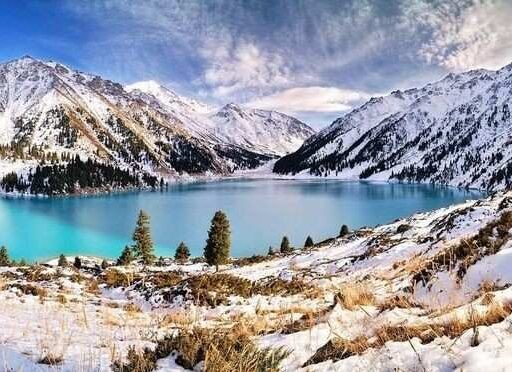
274;62;512;191
2;191;512;370
0;56;314;194
127;81;314;156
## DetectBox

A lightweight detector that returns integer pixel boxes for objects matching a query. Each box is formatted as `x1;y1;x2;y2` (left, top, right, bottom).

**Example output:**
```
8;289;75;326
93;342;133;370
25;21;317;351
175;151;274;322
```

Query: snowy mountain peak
274;61;512;191
0;56;315;190
126;80;210;114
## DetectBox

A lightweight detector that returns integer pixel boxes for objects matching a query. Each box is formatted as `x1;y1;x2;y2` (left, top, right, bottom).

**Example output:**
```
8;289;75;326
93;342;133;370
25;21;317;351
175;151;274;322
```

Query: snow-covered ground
2;192;512;371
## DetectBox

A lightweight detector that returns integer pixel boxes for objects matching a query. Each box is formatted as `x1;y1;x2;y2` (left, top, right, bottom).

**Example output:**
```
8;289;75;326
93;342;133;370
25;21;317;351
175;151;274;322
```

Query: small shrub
38;353;63;366
396;224;411;234
102;269;139;288
114;327;290;372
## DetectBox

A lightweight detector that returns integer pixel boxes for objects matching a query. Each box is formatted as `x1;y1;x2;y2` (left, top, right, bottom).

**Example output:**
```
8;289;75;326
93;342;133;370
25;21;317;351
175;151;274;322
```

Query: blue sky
1;0;512;127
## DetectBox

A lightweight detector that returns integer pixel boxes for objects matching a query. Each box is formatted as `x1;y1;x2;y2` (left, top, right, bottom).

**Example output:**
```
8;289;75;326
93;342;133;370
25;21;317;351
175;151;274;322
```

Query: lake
0;179;483;262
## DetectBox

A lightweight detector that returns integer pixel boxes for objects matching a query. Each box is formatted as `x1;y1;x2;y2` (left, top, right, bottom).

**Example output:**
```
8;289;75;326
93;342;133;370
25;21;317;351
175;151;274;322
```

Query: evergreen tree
19;258;27;267
304;236;314;249
117;246;134;266
73;256;82;269
280;236;293;253
174;242;190;264
131;210;155;265
204;210;231;271
339;224;350;237
101;260;109;270
267;246;274;256
58;254;67;267
0;246;10;266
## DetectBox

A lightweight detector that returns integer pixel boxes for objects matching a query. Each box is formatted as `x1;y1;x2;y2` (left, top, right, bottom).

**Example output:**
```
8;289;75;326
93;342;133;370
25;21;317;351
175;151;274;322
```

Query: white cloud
418;0;512;71
244;86;370;114
201;38;292;97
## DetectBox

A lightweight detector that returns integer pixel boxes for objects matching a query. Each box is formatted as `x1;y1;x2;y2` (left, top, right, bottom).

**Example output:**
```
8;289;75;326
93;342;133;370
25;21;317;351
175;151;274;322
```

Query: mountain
0;56;314;194
274;63;512;191
127;83;315;156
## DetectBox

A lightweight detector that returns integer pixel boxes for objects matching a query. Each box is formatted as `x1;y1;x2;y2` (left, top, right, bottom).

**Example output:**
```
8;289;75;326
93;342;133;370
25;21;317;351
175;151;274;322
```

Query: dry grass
304;299;512;367
412;211;512;285
377;295;424;313
336;282;375;310
173;273;318;307
102;269;139;287
123;303;142;314
113;326;291;372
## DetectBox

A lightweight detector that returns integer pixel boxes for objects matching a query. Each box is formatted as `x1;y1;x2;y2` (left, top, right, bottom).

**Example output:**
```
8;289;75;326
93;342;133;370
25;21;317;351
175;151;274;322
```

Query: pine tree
339;224;350;237
304;236;314;249
19;258;27;267
0;246;10;266
174;242;190;264
58;254;67;267
204;210;231;271
267;246;274;256
101;260;109;270
280;236;293;254
117;246;134;266
73;256;82;269
131;210;155;265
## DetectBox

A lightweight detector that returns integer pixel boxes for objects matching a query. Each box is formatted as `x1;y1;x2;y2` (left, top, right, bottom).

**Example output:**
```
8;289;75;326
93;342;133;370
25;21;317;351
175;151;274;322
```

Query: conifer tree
280;236;293;253
101;260;109;270
0;246;10;266
204;211;231;271
19;258;27;267
174;242;190;264
339;224;350;237
267;246;274;256
117;246;134;266
58;254;67;267
131;210;155;265
73;256;82;269
304;236;314;249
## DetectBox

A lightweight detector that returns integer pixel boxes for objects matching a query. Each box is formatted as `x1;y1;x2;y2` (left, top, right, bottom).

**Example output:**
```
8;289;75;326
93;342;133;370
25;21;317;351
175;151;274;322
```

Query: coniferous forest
0;155;160;195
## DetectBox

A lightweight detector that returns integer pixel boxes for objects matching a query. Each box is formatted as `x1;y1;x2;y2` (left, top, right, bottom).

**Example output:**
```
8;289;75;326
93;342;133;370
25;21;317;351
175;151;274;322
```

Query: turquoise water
0;179;482;262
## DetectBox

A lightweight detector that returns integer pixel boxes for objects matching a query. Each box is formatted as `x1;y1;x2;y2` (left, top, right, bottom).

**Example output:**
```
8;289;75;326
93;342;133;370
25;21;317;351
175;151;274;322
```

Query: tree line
0;155;163;195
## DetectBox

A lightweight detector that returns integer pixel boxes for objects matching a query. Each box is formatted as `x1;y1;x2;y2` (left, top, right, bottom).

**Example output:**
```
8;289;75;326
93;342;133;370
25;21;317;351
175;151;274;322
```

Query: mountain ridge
274;62;512;191
0;56;314;194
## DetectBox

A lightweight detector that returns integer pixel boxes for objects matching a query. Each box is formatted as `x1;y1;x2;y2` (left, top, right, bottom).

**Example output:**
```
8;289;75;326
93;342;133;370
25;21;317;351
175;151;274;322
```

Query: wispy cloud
245;86;370;114
53;0;512;127
416;0;512;71
201;38;293;97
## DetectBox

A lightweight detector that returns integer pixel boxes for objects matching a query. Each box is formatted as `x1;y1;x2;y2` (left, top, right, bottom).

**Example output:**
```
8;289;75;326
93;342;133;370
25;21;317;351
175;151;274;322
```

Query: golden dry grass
336;282;376;310
304;299;512;367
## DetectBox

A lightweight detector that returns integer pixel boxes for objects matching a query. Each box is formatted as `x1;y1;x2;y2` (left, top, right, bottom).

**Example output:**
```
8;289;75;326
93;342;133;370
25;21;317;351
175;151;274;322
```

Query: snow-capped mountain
128;82;315;156
274;62;512;191
210;103;314;156
0;56;314;193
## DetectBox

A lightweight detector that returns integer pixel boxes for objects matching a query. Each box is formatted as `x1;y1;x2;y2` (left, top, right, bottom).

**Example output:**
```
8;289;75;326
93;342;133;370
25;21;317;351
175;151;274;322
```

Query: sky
1;0;512;128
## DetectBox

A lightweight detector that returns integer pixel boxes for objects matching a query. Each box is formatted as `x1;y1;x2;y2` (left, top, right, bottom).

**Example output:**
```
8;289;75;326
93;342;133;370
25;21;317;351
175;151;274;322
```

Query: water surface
0;179;483;262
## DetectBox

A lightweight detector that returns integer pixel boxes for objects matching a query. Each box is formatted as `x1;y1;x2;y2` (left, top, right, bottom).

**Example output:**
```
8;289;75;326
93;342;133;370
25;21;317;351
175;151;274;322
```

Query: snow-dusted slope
275;63;512;191
128;82;315;156
210;103;315;156
0;56;313;192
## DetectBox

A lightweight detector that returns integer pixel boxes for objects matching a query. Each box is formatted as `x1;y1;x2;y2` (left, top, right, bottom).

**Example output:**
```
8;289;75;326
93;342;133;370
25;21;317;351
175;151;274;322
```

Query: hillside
0;56;314;195
274;63;512;191
2;192;512;370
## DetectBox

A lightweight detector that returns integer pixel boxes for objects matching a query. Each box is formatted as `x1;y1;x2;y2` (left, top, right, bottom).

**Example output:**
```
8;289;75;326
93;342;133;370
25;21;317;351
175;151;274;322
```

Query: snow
1;192;512;370
276;61;512;191
0;56;315;192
